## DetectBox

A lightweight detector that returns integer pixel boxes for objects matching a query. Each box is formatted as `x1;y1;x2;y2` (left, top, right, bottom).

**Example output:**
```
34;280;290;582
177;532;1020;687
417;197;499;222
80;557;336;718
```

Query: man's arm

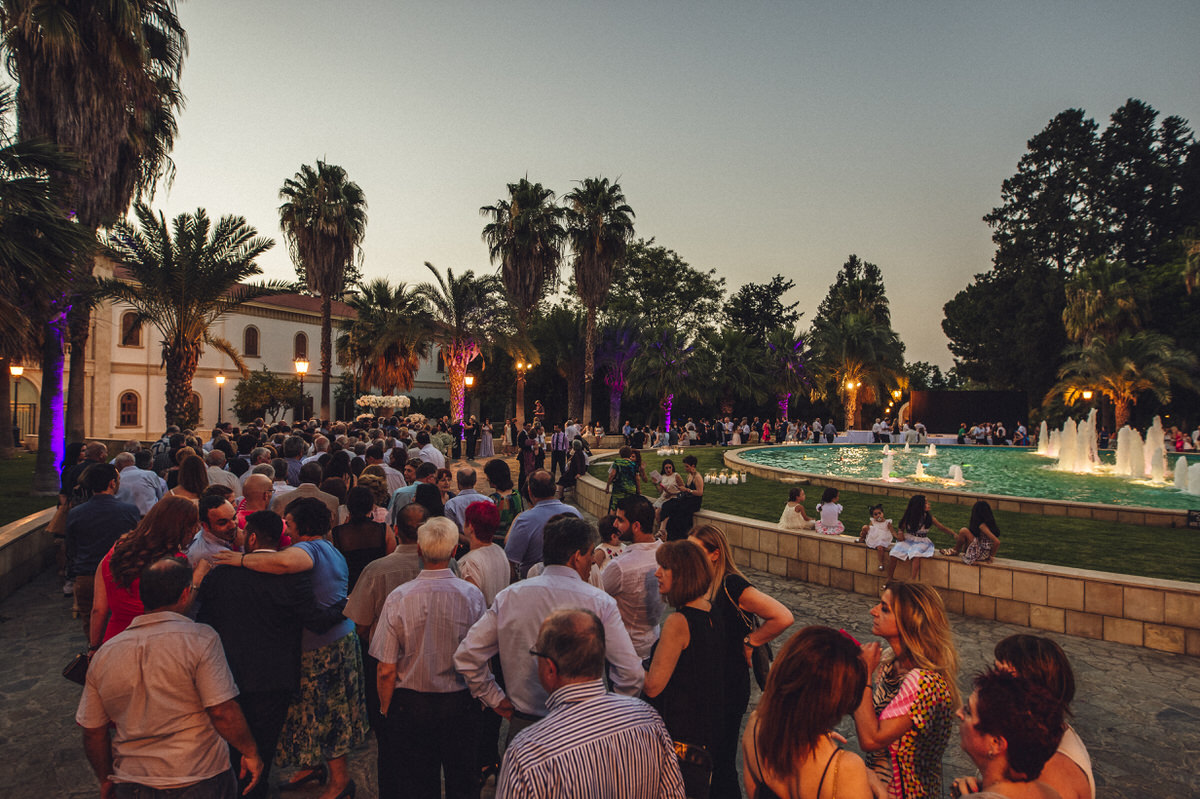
452;607;510;715
599;600;645;696
81;726;115;799
206;699;263;792
377;662;397;717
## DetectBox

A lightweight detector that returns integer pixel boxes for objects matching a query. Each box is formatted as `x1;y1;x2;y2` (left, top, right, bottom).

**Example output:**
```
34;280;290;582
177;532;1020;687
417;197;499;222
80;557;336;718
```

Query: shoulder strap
814;747;841;799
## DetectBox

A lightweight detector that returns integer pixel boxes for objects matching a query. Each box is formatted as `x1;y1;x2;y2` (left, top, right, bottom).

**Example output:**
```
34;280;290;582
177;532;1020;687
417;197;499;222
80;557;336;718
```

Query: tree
1;0;187;488
604;238;726;333
480;177;564;423
628;327;709;429
905;361;963;391
0;84;91;457
336;278;431;395
1062;257;1140;343
1047;331;1198;429
596;317;641;431
702;326;770;417
279;160;368;422
415;262;506;426
564;176;635;427
726;275;800;343
96;203;283;427
764;327;808;420
531;304;587;422
231;366;302;423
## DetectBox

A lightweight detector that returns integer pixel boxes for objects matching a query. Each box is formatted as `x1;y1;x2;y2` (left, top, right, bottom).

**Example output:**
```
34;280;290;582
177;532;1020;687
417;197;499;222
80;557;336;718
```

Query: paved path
3;481;1197;797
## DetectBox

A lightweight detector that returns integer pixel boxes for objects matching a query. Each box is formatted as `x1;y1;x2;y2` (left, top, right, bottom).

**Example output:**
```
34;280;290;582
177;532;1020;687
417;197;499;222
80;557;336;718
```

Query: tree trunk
320;294;332;422
65;303;90;443
608;387;622;433
449;349;466;425
515;374;526;426
844;388;858;432
582;306;596;427
662;393;674;430
164;346;199;428
0;357;14;459
1113;395;1132;431
34;317;67;494
567;375;582;424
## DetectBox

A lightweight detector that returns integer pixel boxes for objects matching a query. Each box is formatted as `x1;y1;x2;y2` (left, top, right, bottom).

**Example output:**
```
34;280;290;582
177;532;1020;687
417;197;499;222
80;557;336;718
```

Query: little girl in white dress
857;503;896;571
814;487;844;535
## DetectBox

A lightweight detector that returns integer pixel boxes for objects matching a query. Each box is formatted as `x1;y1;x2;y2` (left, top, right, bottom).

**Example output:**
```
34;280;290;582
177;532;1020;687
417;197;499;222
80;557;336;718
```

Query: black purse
63;652;89;685
725;582;774;690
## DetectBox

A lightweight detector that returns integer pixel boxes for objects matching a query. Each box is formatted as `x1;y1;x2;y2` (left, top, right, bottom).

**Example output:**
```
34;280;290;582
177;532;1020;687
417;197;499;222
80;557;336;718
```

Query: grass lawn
0;452;56;527
592;447;1200;583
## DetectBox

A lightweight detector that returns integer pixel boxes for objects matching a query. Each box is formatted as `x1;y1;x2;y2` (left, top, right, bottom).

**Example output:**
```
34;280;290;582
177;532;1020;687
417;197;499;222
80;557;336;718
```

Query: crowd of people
61;414;1094;799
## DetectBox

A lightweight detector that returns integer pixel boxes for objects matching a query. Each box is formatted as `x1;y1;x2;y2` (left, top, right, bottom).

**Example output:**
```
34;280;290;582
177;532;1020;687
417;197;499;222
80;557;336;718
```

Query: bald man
237;474;275;532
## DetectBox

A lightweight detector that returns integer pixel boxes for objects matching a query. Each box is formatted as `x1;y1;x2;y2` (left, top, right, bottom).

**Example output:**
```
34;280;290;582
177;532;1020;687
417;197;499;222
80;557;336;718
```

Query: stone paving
3;465;1198;798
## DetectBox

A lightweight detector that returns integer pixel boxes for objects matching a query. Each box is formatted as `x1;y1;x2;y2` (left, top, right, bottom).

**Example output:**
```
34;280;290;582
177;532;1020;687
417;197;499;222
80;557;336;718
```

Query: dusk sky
156;1;1200;367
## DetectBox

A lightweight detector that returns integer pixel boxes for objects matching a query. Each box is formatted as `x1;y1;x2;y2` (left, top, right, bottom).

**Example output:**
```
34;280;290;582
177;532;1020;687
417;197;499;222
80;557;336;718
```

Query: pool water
737;445;1200;510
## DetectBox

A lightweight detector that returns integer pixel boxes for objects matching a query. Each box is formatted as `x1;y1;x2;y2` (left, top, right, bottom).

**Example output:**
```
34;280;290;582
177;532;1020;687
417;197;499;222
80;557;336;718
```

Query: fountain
1190;462;1200;495
1037;420;1050;455
881;454;894;480
882;444;891;455
903;442;911;453
926;444;938;457
948;464;965;484
1175;457;1190;492
914;461;926;478
1054;409;1099;474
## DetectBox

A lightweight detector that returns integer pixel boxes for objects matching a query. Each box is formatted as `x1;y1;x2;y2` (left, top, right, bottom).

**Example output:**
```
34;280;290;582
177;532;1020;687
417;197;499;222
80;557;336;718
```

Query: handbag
63;652;89;685
725;581;774;690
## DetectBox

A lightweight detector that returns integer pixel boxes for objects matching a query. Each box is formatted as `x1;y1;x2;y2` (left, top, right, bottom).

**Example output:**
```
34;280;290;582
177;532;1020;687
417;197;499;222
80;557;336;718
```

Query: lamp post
10;364;22;440
514;358;528;426
215;373;225;424
294;359;309;421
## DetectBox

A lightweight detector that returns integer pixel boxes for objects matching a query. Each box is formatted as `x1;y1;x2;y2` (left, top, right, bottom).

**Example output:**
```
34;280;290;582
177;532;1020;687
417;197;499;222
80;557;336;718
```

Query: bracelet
240;552;245;565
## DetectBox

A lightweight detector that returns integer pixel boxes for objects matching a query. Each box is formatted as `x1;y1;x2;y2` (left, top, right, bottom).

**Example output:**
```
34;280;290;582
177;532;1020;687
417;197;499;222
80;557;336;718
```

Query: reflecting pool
736;445;1200;510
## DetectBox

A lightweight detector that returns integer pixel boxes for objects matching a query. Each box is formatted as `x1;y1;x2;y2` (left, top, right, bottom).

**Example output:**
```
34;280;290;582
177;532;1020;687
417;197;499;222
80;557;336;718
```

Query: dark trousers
466;436;477;459
114;770;238;799
363;653;400;797
382;688;478;799
233;690;291;799
550;449;567;480
711;673;751;799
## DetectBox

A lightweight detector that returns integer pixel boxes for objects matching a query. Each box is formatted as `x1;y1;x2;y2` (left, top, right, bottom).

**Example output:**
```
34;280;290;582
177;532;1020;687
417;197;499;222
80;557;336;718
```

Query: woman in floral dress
854;581;959;799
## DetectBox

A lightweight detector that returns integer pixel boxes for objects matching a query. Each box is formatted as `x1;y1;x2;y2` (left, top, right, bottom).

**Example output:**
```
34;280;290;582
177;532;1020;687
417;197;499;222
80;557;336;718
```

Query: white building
12;260;448;442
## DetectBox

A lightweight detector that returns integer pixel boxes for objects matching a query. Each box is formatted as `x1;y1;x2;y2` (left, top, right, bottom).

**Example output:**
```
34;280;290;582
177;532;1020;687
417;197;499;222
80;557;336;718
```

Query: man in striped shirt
371;517;486;799
497;609;685;799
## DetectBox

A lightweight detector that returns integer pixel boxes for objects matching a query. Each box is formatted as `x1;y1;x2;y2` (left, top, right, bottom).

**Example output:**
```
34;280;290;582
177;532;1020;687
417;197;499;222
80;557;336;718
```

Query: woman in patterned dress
853;581;959;799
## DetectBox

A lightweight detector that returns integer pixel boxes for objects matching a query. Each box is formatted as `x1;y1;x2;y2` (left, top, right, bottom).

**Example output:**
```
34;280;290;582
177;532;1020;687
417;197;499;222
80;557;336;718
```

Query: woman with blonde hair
689;524;794;798
742;626;875;798
89;496;199;648
854;581;959;799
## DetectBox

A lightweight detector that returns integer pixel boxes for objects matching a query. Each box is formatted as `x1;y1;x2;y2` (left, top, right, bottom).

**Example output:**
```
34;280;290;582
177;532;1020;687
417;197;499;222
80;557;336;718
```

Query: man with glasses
497;609;685;798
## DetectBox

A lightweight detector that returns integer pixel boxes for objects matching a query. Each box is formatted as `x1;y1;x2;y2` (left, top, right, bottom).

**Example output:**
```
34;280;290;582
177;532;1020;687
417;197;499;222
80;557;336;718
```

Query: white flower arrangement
355;394;412;409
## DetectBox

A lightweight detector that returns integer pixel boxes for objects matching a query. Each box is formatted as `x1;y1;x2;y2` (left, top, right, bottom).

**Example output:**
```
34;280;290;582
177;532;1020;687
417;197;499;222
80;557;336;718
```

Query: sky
155;0;1200;368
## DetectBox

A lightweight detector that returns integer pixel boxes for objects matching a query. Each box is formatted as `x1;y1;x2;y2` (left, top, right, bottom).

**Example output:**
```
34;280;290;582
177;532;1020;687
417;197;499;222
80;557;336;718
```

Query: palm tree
764;327;809;420
336;278;431;396
1047;331;1198;429
629;327;710;429
279;161;368;421
415;262;506;426
703;327;770;417
0;84;91;458
96;203;284;427
596;317;641;432
808;311;904;431
1;0;188;461
532;304;587;421
564;177;635;425
480;177;564;424
1062;257;1140;343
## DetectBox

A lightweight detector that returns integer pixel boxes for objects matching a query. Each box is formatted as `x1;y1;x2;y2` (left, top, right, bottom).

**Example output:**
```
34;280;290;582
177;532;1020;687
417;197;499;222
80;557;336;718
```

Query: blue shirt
503;499;581;578
294;539;354;650
66;494;141;577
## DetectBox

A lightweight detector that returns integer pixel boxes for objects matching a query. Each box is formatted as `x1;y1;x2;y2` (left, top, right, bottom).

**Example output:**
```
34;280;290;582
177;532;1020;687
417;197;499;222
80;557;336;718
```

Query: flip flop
939;548;957;556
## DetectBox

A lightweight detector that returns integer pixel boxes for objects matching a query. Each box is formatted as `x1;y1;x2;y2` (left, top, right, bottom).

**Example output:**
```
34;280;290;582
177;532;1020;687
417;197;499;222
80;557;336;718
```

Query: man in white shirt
113;451;164;516
454;516;643;744
416;431;446;470
603;495;665;660
205;450;239;494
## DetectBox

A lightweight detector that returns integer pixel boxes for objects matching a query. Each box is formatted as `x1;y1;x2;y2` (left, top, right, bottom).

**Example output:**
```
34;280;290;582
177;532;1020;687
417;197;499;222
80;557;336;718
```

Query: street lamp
9;364;22;439
1081;389;1094;401
294;359;309;421
215;372;225;424
514;358;528;426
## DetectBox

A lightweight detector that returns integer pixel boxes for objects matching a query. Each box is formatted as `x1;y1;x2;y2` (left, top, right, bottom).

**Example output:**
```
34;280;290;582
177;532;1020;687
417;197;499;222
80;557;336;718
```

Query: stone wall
0;507;56;602
577;474;1200;657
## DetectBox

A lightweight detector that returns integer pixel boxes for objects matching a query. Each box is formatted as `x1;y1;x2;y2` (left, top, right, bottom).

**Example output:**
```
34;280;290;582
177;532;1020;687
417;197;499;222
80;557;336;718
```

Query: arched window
294;332;308;361
118;392;139;427
244;326;260;358
119;312;142;347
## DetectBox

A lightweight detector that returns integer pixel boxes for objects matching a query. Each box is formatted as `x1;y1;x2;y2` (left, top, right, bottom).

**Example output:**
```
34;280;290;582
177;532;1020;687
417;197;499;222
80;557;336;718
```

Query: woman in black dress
645;539;724;788
690;524;795;798
661;454;704;540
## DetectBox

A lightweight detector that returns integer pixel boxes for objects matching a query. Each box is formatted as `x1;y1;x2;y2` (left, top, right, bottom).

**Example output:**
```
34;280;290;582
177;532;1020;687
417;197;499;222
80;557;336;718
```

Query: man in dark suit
196;511;344;798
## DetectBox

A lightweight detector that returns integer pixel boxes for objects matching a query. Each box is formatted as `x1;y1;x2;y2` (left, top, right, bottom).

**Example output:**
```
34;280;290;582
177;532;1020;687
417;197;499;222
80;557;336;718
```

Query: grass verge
591;447;1199;583
0;452;55;527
